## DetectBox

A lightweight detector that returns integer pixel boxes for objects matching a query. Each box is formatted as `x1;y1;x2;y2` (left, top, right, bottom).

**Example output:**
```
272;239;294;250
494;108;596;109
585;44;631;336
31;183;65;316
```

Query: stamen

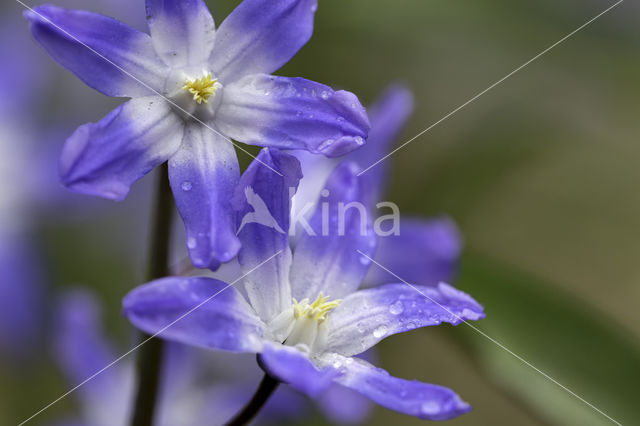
183;73;218;104
292;292;341;323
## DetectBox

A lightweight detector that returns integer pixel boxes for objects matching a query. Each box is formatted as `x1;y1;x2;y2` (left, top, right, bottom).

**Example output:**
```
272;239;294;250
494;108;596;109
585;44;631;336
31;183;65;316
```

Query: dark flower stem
131;163;174;426
226;373;280;426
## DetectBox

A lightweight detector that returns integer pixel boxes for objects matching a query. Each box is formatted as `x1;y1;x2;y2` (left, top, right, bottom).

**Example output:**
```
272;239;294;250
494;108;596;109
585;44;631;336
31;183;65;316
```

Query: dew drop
354;136;365;146
181;181;192;191
421;401;440;416
373;325;388;338
317;139;335;152
406;322;417;330
359;255;371;265
389;301;404;315
187;237;197;249
320;91;329;100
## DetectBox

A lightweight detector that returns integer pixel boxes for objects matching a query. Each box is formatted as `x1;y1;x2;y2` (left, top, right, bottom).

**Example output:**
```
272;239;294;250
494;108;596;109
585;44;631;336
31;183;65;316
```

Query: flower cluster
22;0;485;423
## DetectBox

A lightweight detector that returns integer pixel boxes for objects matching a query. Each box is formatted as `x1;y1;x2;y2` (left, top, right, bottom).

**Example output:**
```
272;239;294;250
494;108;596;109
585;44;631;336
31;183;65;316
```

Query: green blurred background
1;0;639;425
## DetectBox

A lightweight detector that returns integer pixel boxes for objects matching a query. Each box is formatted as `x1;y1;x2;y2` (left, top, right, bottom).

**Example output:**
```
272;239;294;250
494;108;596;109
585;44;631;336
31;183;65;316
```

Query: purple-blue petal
210;0;317;84
24;5;168;97
326;282;485;356
291;84;413;215
60;96;184;201
123;277;265;353
327;355;471;421
317;383;373;424
53;290;121;400
169;124;240;270
350;84;414;200
232;148;302;322
290;162;377;301
365;217;462;287
216;74;370;157
145;0;215;67
259;343;338;397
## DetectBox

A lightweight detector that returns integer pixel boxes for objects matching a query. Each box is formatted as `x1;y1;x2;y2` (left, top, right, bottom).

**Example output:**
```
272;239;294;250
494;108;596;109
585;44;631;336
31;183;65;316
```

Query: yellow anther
183;73;218;104
292;292;341;323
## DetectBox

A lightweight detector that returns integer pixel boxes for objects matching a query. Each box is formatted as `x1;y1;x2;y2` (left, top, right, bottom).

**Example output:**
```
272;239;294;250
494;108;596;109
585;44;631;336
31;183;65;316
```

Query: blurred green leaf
456;252;640;426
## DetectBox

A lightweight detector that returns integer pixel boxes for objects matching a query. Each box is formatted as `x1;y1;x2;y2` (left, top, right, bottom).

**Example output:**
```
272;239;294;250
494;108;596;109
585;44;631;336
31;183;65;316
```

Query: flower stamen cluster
292;293;341;323
183;73;219;104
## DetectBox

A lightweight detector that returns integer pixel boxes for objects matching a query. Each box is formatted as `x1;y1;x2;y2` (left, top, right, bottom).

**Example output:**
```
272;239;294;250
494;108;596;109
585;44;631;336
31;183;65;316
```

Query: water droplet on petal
320;91;329;100
421;401;440;416
317;139;335;152
406;322;417;330
354;136;364;146
373;325;388;338
389;301;404;315
187;237;197;249
181;181;192;191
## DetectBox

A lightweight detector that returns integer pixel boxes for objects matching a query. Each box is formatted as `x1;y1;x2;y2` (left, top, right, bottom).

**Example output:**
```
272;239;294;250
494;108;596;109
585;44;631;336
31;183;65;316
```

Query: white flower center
164;69;223;121
269;293;341;354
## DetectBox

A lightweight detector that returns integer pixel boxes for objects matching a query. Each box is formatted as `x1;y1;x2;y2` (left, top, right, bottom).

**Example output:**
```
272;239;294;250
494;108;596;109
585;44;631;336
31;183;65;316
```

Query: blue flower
54;289;367;425
123;148;484;421
24;0;370;270
292;84;462;288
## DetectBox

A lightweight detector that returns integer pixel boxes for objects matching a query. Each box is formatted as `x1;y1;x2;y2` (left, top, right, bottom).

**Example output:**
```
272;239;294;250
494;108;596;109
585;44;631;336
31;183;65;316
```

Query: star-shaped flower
123;148;484;421
24;0;370;270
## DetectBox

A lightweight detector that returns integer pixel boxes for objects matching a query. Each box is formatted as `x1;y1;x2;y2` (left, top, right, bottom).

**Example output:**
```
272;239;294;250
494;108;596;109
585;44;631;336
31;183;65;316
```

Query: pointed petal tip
186;237;241;272
22;9;37;22
23;5;53;23
436;281;486;320
416;394;471;421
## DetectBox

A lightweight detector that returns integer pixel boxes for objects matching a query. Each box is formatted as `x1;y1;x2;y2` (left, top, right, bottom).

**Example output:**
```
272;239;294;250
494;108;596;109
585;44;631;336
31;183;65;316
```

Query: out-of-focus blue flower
0;17;49;361
0;0;153;361
25;0;370;271
0;239;45;362
123;149;485;421
293;85;462;288
53;289;313;426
